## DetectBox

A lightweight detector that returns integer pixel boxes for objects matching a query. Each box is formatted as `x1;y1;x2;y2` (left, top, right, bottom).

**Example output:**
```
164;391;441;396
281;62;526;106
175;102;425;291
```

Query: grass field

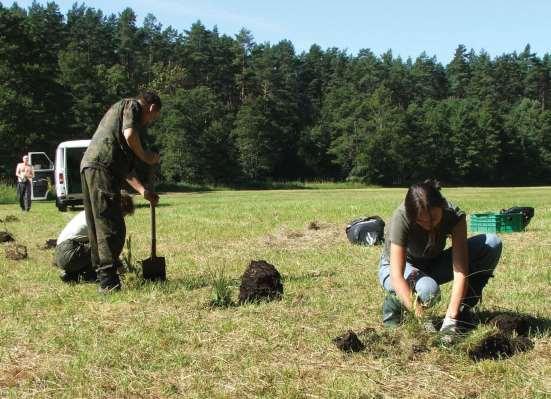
0;187;550;398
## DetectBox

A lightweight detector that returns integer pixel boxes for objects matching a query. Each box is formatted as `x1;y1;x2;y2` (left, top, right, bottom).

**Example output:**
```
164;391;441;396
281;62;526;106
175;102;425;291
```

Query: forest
1;2;550;185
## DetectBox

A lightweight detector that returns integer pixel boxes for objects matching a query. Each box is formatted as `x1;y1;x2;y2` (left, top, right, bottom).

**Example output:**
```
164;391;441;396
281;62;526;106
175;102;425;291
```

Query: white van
54;140;90;211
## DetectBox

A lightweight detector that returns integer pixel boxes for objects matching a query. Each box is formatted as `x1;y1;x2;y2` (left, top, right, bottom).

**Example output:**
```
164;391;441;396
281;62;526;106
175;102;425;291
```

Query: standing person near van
80;92;161;292
15;155;34;211
378;180;502;341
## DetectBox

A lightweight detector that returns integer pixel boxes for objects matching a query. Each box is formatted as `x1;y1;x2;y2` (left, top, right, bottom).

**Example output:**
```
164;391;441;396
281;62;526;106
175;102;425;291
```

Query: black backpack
500;206;535;228
346;216;385;246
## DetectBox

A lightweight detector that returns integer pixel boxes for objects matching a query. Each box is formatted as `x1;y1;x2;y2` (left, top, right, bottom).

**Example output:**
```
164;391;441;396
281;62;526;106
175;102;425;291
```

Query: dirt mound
333;330;365;352
488;314;530;336
468;333;534;361
5;244;27;260
262;223;342;249
308;221;321;230
0;231;15;243
238;260;283;304
39;239;57;250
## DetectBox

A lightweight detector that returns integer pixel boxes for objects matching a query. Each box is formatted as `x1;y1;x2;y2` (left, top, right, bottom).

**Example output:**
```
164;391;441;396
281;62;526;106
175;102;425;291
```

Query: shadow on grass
156;182;214;193
156;181;308;192
156;179;384;192
283;270;337;283
134;202;171;209
477;309;551;335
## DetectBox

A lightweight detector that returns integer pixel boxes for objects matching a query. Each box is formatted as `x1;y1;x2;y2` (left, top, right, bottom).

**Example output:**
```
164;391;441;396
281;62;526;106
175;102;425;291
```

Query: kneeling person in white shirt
55;193;135;283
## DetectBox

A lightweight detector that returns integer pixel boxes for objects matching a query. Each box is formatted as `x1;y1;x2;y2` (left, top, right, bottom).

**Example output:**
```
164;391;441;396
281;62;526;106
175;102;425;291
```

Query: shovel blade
141;256;166;281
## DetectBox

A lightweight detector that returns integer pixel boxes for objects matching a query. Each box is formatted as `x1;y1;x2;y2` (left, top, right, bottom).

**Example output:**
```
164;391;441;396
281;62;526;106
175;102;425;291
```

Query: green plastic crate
469;212;524;233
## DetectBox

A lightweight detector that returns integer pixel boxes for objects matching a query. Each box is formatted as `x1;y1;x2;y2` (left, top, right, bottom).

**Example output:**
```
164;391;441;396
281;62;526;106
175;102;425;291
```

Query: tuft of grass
120;235;140;277
208;265;235;308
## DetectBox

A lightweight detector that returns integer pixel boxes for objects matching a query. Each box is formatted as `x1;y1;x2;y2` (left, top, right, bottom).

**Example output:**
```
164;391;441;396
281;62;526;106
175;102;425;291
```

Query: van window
66;147;87;194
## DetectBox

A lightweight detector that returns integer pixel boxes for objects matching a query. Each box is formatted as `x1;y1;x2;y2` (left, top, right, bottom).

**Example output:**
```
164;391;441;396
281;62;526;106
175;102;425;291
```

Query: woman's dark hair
140;91;162;109
404;179;446;222
120;192;135;216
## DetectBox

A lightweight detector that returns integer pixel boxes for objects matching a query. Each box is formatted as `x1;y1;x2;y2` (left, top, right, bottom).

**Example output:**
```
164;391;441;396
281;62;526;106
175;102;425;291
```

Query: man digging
80;92;161;292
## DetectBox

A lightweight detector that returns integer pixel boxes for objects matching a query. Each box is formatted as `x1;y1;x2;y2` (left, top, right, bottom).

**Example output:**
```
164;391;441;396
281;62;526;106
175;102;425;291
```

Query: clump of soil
333;330;365;352
0;231;15;243
488;314;530;336
468;332;533;361
5;244;27;260
308;221;321;230
4;215;19;222
408;343;429;360
238;260;283;304
39;239;57;250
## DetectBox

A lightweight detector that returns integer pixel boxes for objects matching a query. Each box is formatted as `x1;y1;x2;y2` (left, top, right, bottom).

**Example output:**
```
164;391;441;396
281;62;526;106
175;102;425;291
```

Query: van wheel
56;198;68;212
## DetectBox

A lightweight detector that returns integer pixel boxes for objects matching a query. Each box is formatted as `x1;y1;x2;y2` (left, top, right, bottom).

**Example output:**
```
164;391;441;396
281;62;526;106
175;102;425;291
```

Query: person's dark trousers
81;167;125;290
54;239;95;282
16;180;31;211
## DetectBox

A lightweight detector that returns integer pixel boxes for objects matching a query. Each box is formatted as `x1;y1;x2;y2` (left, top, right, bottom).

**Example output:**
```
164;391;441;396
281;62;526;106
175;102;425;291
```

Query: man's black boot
98;269;121;292
60;271;79;283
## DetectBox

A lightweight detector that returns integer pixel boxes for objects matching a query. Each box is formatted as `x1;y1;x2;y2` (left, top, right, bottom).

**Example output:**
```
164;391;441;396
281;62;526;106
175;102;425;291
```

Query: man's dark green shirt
80;99;144;181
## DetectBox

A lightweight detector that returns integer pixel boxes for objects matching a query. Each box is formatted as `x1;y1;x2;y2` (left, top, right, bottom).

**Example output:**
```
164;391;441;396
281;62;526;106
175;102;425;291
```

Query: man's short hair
120;192;135;216
140;91;162;109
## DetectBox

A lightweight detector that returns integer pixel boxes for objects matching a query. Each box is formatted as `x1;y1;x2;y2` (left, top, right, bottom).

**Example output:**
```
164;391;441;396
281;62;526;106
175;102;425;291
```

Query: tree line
1;2;550;185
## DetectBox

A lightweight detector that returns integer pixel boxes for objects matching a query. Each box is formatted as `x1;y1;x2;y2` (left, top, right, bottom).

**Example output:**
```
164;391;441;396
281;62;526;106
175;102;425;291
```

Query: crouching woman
378;180;502;336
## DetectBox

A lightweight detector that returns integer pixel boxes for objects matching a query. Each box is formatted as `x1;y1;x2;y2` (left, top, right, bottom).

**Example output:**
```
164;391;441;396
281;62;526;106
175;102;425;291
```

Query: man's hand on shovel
144;189;159;206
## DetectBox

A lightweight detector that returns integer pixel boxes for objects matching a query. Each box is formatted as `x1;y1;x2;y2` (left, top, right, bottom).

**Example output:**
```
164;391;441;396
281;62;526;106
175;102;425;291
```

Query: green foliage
121;235;141;279
0;179;16;204
155;86;238;184
1;3;551;185
208;265;234;308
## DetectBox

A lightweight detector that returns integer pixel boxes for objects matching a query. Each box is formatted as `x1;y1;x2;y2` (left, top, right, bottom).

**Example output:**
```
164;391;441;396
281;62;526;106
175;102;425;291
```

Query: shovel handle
151;203;156;258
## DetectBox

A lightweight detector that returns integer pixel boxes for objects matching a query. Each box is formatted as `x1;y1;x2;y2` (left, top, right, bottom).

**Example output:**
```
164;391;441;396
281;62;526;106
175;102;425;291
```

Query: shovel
141;203;166;281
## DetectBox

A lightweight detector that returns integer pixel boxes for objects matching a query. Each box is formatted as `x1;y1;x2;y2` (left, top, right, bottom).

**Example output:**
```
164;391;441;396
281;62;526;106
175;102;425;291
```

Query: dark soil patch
308;221;321;230
39;239;57;250
468;333;534;361
5;244;27;260
4;215;19;222
488;314;530;336
333;330;365;352
238;260;283;304
479;310;550;335
0;231;15;243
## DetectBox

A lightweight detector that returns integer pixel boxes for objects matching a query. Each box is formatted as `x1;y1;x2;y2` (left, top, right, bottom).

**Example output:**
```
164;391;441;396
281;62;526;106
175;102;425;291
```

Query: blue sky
9;0;551;63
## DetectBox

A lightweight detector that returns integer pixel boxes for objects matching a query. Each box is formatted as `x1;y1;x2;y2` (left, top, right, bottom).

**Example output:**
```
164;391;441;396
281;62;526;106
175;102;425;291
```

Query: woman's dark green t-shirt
382;200;465;266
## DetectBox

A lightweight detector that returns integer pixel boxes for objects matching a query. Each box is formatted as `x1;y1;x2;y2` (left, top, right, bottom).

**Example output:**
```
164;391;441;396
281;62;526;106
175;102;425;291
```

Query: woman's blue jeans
379;233;502;309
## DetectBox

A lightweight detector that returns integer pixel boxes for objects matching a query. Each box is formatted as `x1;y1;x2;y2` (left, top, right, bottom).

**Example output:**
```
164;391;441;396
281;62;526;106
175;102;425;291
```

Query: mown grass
0;187;550;398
